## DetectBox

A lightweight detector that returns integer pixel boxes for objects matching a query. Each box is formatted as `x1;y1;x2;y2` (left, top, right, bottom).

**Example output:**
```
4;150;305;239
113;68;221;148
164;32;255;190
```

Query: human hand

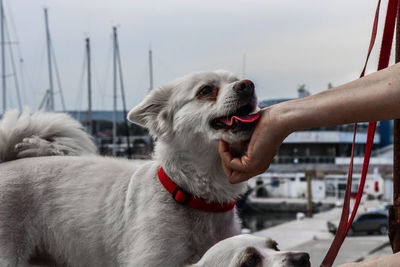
338;252;400;267
220;62;400;183
218;106;292;184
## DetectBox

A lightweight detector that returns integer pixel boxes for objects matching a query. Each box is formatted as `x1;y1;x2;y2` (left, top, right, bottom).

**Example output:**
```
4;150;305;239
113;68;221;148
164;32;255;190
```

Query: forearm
219;62;400;183
274;62;400;133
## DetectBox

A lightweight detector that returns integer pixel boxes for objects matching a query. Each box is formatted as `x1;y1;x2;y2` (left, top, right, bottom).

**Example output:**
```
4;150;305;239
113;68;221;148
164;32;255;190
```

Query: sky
1;0;395;112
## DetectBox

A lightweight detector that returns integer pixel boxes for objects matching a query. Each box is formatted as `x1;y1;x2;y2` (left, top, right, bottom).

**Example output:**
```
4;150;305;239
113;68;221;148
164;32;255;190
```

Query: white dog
0;70;269;267
192;234;310;267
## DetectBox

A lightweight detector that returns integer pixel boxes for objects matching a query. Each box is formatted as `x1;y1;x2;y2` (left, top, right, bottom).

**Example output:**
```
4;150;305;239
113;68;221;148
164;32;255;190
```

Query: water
238;210;297;232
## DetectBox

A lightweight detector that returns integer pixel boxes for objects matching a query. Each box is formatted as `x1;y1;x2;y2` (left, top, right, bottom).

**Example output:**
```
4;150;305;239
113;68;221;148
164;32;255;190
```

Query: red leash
321;1;398;266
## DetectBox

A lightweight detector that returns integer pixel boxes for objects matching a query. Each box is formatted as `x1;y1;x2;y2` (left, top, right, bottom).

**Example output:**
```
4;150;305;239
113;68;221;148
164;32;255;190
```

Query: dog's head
128;70;259;145
192;234;310;267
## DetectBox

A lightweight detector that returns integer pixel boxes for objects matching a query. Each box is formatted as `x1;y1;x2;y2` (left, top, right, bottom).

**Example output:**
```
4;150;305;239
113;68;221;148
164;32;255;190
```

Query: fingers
229;171;254;184
220;156;232;178
218;140;248;172
219;140;259;183
218;140;232;162
221;160;253;184
218;139;270;183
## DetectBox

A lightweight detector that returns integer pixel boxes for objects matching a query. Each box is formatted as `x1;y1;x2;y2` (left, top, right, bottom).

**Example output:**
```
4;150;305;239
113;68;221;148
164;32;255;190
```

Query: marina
251;200;391;266
0;0;399;265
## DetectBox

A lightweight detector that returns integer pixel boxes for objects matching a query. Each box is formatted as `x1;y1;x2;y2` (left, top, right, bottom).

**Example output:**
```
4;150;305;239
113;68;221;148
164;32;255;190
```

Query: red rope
345;0;398;236
321;0;398;266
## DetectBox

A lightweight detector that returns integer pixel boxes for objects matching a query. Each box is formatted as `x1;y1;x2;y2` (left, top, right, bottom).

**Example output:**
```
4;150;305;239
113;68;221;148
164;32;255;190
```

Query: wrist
263;102;297;138
275;100;301;134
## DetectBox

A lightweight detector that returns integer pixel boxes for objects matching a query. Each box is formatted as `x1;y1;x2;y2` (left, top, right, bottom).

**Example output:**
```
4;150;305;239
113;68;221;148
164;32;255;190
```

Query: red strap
345;0;398;234
157;167;236;213
321;1;398;266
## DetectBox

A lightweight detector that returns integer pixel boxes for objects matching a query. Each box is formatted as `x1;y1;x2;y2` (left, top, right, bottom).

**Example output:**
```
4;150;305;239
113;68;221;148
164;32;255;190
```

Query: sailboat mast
148;48;153;91
115;34;132;159
44;8;54;111
1;0;6;113
112;27;117;156
86;38;92;135
242;53;246;78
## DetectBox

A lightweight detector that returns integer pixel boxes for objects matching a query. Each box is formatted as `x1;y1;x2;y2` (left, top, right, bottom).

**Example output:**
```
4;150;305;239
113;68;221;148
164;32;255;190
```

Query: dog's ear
265;239;279;251
127;87;172;137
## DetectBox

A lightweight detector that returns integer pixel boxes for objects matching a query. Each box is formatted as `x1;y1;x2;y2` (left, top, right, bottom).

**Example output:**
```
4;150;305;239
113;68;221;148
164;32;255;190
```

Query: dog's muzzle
210;79;259;132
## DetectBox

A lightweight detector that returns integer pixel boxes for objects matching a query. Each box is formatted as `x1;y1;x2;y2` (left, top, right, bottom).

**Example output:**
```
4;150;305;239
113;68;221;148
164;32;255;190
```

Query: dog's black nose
234;80;254;97
288;252;310;267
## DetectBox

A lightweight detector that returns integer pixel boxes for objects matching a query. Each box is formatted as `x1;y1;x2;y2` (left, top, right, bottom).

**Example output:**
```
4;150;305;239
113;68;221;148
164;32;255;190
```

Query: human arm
219;62;400;183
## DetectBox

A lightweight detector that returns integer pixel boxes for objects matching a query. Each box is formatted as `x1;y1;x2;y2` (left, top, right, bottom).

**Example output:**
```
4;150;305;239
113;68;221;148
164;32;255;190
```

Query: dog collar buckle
172;186;191;205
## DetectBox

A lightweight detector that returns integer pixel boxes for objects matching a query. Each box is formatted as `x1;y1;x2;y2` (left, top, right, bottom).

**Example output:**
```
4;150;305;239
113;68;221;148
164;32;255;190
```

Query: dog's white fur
0;70;257;267
0;109;96;163
191;234;310;267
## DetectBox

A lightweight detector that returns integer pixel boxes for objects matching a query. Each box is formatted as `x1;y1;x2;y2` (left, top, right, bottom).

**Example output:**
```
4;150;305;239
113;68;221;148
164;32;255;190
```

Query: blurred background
2;0;393;111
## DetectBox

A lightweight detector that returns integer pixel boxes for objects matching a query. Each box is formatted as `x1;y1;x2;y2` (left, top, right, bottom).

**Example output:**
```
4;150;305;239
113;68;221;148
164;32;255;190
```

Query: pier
252;200;391;266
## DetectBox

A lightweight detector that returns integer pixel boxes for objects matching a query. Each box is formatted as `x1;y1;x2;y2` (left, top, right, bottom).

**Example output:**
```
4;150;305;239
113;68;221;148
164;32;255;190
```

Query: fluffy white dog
192;234;310;267
0;70;280;267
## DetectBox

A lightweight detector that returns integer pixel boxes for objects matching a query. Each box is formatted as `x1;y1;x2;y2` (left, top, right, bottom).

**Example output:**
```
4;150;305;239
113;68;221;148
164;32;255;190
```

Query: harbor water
238;210;297;232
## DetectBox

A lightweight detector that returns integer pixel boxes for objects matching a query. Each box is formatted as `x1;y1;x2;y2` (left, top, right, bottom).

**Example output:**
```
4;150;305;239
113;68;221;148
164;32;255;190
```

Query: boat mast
242;53;246;78
86;37;92;135
115;34;132;158
44;8;54;111
112;27;117;156
148;47;153;91
1;0;6;113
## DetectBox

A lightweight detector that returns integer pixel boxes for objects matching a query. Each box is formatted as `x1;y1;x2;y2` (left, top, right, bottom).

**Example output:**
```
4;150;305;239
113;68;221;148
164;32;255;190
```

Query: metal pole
5;27;22;111
44;8;54;111
115;37;132;159
242;53;246;78
306;171;314;218
389;0;400;254
86;38;92;136
50;43;66;111
1;0;6;114
148;48;153;91
112;27;117;157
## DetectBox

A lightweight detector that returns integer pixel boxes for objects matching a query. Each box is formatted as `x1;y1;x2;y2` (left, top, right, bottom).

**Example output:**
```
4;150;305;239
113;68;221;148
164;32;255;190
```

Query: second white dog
192;234;310;267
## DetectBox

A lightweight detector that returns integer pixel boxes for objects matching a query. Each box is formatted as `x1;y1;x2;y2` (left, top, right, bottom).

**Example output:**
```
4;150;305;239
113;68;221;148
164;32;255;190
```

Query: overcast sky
2;0;395;112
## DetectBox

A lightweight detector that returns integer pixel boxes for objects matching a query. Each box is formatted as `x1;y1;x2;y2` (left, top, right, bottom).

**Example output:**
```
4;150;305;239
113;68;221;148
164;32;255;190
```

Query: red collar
158;167;236;213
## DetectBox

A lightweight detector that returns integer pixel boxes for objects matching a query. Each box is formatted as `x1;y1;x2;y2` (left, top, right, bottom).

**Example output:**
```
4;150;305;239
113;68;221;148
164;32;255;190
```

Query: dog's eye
240;254;261;267
197;86;213;96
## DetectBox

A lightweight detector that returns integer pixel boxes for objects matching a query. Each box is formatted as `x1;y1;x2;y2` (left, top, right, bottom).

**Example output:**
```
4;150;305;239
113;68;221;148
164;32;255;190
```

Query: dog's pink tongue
220;113;260;126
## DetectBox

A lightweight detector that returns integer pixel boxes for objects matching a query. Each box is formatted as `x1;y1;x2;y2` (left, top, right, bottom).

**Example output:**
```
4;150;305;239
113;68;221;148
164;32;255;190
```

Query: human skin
219;62;400;184
338;252;400;267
